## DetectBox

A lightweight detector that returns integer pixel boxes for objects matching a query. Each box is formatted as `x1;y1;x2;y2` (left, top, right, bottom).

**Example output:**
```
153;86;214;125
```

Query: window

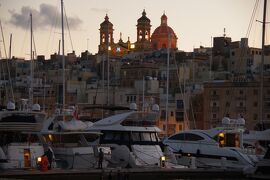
254;102;258;107
253;89;258;95
212;90;217;95
253;114;258;120
141;133;151;141
239;90;243;95
145;31;149;40
179;124;183;131
185;133;204;141
171;111;174;117
161;110;166;119
212;114;217;118
131;132;140;141
168;133;204;141
240;102;243;107
226;90;230;95
139;30;142;40
226;102;230;107
176;112;184;122
169;133;185;140
176;100;184;109
102;34;105;43
126;96;129;103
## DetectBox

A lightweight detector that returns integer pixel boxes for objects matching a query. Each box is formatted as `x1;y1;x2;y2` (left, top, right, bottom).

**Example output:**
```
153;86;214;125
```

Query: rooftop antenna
223;28;226;37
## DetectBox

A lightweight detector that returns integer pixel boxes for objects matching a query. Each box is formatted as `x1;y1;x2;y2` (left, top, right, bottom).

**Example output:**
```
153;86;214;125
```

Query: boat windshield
101;131;160;145
43;134;84;147
121;112;159;127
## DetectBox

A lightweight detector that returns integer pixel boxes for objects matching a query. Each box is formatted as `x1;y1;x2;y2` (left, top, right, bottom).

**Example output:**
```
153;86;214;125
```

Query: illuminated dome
151;13;178;50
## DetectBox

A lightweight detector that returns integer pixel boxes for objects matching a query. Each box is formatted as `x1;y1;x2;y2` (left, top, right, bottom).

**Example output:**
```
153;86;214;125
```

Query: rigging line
19;20;30;58
0;20;14;102
246;0;259;38
223;0;259;118
173;57;190;129
63;4;74;51
45;1;59;55
32;31;37;58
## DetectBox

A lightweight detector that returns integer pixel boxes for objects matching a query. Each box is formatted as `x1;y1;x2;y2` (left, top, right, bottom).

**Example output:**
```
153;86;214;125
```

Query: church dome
151;13;178;50
137;9;150;23
100;14;113;27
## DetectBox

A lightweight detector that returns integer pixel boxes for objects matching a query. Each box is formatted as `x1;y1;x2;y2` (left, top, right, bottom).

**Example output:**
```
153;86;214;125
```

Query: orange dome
151;13;178;49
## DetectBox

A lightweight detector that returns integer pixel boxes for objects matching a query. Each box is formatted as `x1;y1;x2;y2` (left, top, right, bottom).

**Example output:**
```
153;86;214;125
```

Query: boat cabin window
141;133;151;141
169;133;204;141
84;133;100;142
2;114;36;123
0;132;39;145
101;131;160;145
131;132;140;141
44;134;84;147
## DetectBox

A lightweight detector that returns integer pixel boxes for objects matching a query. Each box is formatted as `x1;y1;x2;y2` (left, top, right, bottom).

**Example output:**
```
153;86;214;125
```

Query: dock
0;167;246;180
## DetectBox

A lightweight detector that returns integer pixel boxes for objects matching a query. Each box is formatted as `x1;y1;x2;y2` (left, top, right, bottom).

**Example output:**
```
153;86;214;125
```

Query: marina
1;0;270;179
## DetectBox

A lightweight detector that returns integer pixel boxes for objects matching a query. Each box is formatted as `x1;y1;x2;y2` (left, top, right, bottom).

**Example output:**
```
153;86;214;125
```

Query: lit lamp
160;156;166;168
130;44;135;49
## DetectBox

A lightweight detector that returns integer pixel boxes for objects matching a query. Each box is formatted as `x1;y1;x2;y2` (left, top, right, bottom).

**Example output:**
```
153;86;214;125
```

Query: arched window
145;31;149;40
102;34;105;43
139;30;143;40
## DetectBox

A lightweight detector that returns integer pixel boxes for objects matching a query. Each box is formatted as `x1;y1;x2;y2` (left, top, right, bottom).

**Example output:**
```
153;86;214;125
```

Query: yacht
243;129;270;154
38;108;110;169
0;101;46;169
86;103;167;168
244;146;270;179
163;117;256;169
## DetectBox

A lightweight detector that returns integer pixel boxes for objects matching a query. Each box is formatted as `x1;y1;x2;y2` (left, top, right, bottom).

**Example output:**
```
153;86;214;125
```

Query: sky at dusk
0;0;268;59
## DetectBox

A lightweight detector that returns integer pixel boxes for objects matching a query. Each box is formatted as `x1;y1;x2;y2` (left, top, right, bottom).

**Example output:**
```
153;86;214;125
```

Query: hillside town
1;10;270;137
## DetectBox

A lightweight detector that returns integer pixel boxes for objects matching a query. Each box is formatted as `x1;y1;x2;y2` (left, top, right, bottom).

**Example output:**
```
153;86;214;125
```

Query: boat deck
0;167;245;180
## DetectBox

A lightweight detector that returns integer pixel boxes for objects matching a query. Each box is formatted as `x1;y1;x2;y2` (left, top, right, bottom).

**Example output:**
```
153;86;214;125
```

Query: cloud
90;8;110;13
8;3;82;30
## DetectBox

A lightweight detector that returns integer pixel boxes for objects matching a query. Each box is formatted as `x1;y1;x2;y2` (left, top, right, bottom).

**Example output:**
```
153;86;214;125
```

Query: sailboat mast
30;13;33;107
61;0;65;112
165;32;170;137
107;25;110;105
260;0;267;126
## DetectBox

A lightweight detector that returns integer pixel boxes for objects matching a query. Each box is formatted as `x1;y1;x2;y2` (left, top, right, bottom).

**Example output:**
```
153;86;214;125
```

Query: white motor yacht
86;103;167;168
39;108;110;169
163;117;256;169
0;102;46;169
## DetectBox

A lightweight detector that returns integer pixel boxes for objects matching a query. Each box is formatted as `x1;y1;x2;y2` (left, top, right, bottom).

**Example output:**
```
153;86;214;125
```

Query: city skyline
0;0;268;59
